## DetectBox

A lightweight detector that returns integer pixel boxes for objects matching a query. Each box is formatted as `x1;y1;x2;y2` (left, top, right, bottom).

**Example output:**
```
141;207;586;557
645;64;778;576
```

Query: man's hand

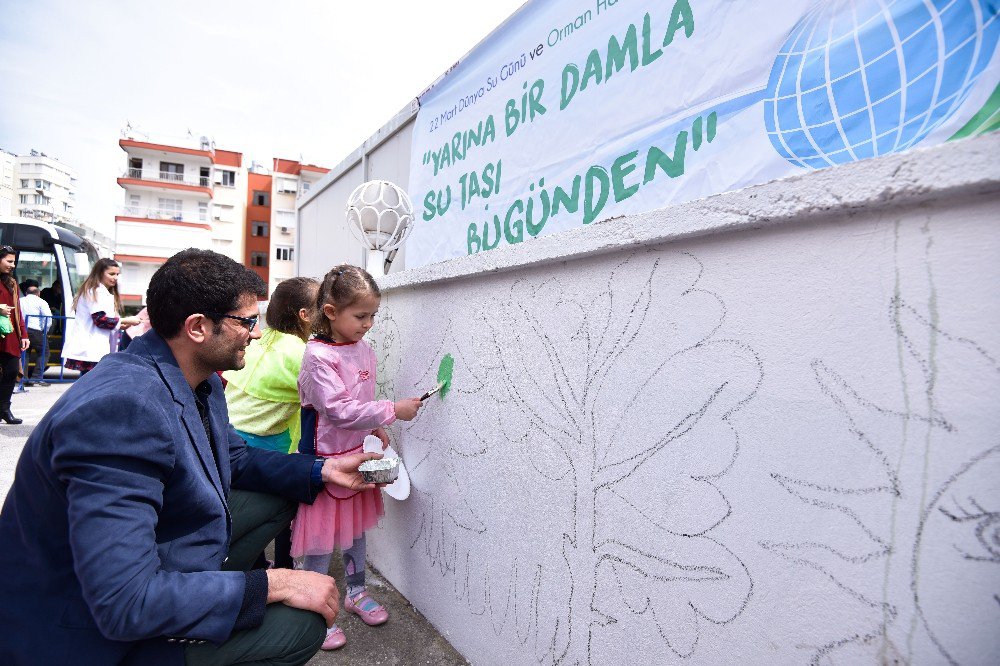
266;568;340;627
20;338;29;352
321;451;383;491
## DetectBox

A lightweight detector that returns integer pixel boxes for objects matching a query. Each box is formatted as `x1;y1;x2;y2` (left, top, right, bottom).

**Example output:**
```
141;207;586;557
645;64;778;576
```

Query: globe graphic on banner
764;0;1000;169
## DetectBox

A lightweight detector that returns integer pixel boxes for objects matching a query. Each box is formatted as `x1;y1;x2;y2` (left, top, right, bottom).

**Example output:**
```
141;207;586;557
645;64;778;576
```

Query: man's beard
204;339;247;373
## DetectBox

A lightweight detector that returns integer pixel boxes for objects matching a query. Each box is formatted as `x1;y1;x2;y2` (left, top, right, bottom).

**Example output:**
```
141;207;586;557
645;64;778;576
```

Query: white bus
0;215;101;315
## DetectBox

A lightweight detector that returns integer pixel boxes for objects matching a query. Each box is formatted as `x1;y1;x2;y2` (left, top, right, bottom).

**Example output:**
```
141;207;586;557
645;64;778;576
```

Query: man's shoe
34;381;50;387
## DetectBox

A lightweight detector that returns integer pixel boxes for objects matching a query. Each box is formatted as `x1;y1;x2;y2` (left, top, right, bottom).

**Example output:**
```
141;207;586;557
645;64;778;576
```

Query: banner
406;0;1000;268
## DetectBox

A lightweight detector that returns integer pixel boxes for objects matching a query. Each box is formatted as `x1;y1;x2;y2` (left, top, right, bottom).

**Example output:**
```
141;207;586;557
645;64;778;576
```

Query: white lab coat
62;285;119;363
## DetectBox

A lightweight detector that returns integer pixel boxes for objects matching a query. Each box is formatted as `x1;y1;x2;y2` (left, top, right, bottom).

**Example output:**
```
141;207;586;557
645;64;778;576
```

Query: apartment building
245;168;272;285
115;130;247;306
266;158;329;290
115;129;327;303
0;149;14;215
13;150;76;225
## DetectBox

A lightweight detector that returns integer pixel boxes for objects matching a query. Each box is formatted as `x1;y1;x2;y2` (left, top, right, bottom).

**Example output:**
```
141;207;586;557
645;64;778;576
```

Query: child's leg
298;552;347;649
342;534;367;598
342;534;389;626
299;552;333;575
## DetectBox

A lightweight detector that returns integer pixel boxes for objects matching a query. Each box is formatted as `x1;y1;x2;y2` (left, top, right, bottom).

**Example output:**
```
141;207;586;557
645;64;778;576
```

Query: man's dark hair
147;249;267;338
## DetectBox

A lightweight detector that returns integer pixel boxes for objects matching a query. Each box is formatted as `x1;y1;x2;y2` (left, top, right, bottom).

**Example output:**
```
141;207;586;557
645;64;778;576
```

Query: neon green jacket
223;328;306;452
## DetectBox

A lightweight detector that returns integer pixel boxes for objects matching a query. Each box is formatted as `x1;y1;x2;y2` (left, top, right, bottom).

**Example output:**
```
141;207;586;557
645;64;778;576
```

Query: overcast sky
0;0;524;236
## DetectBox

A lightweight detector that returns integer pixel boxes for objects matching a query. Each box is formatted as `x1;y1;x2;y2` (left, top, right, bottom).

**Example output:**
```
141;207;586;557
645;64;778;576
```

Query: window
301;181;311;194
127;194;141;215
213;204;235;222
199;166;210;187
198;202;208;222
159;161;184;181
274;209;295;229
277;178;297;193
275;246;293;261
250;251;268;267
128;158;142;178
253;190;269;206
19;179;28;188
157;198;183;219
251;221;269;237
218;170;235;187
18;194;28;204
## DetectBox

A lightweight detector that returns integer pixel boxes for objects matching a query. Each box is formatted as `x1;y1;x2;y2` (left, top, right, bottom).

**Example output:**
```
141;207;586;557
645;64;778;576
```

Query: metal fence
15;314;80;390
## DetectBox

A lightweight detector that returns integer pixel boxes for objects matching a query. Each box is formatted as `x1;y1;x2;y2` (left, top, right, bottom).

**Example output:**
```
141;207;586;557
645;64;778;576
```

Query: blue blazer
0;332;318;664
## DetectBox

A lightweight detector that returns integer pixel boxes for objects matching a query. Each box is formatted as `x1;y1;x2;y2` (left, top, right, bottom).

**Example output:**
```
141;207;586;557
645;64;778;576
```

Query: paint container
358;458;400;484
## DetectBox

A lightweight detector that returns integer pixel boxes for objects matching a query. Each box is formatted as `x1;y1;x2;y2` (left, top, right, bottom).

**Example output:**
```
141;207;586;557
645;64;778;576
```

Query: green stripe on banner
950;82;1000;140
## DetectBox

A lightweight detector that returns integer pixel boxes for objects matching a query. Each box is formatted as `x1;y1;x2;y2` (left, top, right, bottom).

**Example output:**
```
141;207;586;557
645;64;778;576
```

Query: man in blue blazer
0;249;381;664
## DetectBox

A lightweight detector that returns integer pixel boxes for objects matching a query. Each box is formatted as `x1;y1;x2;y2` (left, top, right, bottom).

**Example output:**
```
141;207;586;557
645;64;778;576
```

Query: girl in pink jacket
291;264;422;650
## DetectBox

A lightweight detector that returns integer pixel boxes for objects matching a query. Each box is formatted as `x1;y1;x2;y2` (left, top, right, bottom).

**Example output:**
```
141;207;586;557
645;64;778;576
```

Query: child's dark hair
312;264;380;337
266;277;319;336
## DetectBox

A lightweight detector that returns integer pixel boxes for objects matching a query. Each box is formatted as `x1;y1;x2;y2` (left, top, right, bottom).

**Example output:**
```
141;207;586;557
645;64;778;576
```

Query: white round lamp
346;180;413;277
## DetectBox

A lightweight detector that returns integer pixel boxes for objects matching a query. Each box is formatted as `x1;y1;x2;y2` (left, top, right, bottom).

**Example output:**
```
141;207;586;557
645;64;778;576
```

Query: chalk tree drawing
379;251;763;663
914;444;1000;665
762;230;1000;664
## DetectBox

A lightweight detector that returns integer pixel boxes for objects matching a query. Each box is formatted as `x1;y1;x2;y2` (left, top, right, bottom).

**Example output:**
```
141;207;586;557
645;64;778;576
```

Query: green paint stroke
950;81;1000;140
437;353;455;398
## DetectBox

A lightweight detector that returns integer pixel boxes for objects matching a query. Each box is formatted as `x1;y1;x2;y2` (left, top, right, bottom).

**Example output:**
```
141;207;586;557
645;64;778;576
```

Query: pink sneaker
344;590;389;626
321;626;346;650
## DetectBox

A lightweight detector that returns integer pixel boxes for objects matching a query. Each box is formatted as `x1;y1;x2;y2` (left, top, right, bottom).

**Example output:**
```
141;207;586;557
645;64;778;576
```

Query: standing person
0;245;29;424
19;284;52;387
0;249;386;665
292;264;424;651
62;258;140;375
224;276;320;569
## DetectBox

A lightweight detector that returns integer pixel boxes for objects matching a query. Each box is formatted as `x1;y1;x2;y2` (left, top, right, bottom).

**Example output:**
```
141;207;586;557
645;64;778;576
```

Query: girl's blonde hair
312;264;380;337
73;258;123;316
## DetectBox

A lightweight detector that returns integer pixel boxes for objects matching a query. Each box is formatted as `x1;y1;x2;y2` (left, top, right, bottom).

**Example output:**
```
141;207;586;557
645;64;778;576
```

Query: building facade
0;149;14;216
244;169;272;285
115;129;326;304
13;150;76;226
266;158;329;290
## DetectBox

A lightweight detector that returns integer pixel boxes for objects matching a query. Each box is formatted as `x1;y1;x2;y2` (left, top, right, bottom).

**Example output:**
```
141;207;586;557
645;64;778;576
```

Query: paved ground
0;382;468;666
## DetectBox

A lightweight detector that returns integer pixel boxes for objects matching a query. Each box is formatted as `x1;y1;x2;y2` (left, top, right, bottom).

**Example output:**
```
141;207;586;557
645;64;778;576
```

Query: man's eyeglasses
209;313;259;332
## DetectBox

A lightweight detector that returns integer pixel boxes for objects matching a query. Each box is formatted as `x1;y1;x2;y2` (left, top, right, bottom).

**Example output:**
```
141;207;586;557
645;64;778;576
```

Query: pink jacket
298;337;396;461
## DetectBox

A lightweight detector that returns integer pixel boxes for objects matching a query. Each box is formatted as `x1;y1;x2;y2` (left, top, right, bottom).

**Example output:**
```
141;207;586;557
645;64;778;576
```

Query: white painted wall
115;220;211;257
297;162;366;280
296;104;416;277
365;134;1000;665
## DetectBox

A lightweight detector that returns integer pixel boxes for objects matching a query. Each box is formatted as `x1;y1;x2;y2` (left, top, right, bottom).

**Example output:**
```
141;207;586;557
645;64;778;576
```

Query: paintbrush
420;381;445;401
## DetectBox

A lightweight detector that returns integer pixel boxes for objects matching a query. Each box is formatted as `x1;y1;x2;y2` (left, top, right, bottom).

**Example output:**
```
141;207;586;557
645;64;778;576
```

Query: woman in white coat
62;258;140;375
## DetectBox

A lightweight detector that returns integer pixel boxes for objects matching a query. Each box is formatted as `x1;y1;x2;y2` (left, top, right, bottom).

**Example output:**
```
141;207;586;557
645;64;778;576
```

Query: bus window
15;249;61;297
60;244;93;296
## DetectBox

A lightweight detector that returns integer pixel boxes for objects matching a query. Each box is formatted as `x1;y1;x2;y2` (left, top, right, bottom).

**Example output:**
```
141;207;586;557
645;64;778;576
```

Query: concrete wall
365;134;1000;665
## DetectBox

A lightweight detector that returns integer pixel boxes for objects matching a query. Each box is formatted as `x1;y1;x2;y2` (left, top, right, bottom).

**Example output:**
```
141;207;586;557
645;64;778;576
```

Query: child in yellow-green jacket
223;276;319;567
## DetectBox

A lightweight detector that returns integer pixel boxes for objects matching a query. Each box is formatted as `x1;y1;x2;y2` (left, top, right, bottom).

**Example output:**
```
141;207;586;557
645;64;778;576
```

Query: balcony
115;206;212;230
118;169;213;198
